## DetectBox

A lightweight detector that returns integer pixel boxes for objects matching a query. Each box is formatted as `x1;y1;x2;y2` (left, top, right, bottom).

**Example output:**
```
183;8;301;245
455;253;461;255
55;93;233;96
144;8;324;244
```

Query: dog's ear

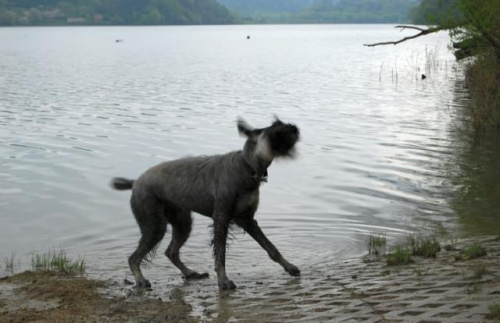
273;115;284;126
237;118;254;137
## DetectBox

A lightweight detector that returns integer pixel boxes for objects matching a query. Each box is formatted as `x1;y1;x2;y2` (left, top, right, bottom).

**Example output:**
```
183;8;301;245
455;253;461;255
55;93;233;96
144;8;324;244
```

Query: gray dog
111;118;301;290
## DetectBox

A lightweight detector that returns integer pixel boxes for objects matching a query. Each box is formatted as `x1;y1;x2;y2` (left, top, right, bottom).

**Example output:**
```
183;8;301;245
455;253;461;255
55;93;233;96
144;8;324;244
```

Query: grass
31;250;86;275
463;263;488;280
462;262;488;294
407;235;441;258
386;246;412;266
488;303;500;319
3;252;17;275
471;263;487;279
413;267;426;276
464;49;500;136
424;44;440;76
455;242;487;261
367;233;387;257
466;281;483;294
443;239;457;251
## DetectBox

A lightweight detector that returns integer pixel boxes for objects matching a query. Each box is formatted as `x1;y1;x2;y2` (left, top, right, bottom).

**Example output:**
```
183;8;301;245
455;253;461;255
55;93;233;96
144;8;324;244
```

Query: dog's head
238;117;300;162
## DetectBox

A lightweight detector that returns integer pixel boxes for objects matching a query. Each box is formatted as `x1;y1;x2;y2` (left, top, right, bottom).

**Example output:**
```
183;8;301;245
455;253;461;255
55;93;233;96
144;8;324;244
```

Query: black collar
251;169;268;183
241;152;269;183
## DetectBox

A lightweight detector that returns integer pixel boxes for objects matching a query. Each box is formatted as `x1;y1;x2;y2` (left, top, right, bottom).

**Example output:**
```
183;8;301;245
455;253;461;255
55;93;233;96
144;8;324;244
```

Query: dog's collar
241;152;268;183
251;170;268;183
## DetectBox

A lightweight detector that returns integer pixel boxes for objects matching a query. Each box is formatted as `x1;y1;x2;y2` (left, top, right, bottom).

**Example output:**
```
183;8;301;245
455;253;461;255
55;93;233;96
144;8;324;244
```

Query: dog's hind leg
235;218;300;277
129;197;167;288
165;209;209;280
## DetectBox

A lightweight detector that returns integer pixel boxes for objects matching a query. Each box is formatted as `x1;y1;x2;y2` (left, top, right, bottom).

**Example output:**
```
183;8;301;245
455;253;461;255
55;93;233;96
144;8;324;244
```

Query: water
0;25;494;286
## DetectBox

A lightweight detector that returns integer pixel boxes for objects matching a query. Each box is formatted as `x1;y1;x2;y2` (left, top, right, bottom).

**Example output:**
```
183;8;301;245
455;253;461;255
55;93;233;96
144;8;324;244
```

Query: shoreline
1;236;499;322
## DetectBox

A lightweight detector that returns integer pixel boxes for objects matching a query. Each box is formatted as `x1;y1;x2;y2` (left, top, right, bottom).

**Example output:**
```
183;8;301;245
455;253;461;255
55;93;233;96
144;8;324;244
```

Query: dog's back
130;151;253;217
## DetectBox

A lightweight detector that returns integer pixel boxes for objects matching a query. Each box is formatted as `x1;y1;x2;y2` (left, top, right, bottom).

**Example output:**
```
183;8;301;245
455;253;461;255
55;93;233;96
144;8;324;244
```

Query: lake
1;25;498;292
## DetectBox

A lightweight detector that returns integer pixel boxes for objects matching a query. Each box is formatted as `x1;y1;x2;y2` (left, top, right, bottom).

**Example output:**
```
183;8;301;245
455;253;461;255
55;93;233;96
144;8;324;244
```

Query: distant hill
0;0;423;26
215;0;315;15
218;0;419;23
0;0;235;26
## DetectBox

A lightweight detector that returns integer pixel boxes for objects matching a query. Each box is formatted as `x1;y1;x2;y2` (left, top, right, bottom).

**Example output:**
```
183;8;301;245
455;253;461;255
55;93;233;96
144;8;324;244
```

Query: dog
111;117;301;290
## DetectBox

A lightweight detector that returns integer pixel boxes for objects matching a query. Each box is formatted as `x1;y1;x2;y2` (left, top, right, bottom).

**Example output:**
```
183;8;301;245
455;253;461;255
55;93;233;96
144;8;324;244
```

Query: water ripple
0;25;461;278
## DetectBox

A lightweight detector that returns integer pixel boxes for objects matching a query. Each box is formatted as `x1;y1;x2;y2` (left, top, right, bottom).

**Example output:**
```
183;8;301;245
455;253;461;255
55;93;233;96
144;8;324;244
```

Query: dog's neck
241;149;272;183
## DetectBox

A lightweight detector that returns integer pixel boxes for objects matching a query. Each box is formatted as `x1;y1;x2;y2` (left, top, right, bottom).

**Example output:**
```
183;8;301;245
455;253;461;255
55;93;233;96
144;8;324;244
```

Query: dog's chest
235;190;259;215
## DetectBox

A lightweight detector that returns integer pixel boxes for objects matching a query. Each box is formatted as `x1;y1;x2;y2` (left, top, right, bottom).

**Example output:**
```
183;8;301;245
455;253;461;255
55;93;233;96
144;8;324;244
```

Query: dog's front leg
237;219;300;277
212;217;236;290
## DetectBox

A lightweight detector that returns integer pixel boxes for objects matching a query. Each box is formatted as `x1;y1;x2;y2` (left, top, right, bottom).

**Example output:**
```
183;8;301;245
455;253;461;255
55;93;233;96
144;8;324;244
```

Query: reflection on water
453;135;500;236
0;25;492;284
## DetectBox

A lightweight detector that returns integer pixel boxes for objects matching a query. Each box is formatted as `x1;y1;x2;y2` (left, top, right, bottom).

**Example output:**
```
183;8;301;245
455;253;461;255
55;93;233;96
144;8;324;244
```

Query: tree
365;0;500;134
364;0;500;59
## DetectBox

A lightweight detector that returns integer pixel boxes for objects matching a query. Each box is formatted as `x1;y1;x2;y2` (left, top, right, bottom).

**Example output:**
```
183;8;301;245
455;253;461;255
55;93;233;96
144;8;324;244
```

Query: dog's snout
288;125;299;135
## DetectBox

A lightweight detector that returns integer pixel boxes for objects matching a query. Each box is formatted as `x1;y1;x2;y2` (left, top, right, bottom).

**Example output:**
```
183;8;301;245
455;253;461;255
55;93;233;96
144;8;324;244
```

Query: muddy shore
0;271;196;323
1;236;499;322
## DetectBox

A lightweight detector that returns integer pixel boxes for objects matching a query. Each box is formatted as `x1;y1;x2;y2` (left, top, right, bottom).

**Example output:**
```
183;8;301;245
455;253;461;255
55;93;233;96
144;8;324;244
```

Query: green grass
456;242;487;261
488;303;500;319
367;233;387;256
463;242;487;259
406;235;441;258
386;246;412;266
31;250;86;275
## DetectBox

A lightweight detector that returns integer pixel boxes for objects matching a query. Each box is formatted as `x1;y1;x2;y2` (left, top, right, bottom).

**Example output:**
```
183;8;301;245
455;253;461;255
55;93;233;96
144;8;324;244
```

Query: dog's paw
184;271;210;280
218;279;237;290
135;278;152;288
286;265;301;277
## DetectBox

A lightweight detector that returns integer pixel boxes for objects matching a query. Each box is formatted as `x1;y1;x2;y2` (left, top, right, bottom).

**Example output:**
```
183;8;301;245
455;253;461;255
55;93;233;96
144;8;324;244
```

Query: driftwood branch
363;25;446;47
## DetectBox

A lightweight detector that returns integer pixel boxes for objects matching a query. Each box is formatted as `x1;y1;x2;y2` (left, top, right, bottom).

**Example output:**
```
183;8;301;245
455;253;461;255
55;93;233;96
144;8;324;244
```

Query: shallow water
0;25;494;289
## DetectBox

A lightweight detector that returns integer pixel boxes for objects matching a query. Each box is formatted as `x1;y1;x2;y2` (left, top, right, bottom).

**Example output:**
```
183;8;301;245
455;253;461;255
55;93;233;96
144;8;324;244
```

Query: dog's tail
111;177;135;190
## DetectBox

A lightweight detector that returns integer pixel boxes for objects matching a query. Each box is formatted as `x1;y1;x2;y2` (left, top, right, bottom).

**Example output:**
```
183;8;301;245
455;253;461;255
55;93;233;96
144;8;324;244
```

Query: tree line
0;0;235;26
0;0;424;26
218;0;420;23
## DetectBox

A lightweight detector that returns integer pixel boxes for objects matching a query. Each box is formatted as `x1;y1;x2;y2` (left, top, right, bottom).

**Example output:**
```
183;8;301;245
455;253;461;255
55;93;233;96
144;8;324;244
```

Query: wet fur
111;118;301;290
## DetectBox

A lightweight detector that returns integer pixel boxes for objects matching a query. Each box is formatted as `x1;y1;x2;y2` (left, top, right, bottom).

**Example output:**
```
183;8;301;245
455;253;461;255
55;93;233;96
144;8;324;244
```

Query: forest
0;0;235;25
252;0;418;24
0;0;421;26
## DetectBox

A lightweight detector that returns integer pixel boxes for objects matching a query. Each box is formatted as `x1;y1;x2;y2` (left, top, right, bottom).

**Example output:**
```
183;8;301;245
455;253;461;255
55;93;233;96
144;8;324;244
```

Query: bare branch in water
364;25;448;47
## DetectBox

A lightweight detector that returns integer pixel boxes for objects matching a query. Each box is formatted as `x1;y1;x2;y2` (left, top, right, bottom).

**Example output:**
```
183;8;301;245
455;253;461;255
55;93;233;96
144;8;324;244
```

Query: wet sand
0;271;196;323
1;236;499;322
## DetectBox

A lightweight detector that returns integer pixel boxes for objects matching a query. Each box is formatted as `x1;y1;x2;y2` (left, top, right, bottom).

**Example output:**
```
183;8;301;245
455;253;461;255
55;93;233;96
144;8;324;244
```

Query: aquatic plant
413;266;426;276
31;250;86;275
386;246;412;266
456;242;487;260
366;233;387;256
406;235;441;258
488;303;500;319
3;252;16;275
444;238;458;251
471;263;487;279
